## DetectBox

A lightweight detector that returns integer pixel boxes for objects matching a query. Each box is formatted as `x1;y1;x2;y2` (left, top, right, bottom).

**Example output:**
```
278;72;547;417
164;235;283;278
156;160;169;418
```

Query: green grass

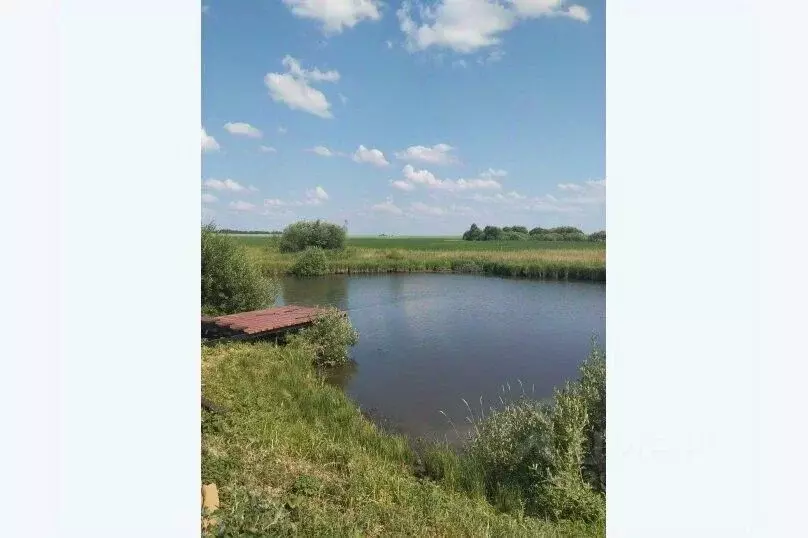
230;235;606;282
202;341;603;536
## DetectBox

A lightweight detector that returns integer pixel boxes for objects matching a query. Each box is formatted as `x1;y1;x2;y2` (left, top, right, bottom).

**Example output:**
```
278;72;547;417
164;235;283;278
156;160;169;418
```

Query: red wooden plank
203;305;329;337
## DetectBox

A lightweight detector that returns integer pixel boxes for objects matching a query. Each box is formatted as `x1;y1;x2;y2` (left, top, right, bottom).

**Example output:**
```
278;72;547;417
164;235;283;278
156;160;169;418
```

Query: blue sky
201;0;604;234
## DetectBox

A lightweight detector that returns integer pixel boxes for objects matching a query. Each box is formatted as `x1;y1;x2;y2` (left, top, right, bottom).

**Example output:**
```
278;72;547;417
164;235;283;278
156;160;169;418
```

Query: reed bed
243;244;606;282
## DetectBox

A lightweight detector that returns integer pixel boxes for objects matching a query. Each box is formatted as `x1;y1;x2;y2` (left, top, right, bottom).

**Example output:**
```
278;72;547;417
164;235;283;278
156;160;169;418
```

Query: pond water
277;274;605;443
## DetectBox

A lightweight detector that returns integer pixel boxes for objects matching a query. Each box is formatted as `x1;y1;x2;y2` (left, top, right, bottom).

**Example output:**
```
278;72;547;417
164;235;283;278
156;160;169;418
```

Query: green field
230;235;606;282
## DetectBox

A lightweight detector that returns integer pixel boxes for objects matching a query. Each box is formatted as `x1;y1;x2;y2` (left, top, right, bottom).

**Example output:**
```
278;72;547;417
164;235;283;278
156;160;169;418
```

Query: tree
462;223;484;241
482;225;503;241
279;220;346;252
201;224;277;316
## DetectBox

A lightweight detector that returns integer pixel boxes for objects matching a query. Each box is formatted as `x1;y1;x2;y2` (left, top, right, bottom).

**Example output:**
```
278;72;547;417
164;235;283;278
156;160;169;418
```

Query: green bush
465;344;606;524
279;220;346;253
288;306;359;366
290;247;329;277
201;224;277;316
502;231;529;241
588;230;606;241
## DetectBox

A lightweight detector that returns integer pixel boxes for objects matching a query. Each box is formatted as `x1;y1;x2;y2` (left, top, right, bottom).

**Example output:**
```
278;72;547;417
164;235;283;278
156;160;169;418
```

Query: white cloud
203;178;246;192
264;186;330;209
371;198;404;215
282;55;340;82
282;0;382;34
229;200;256;212
310;145;338;157
249;185;259;192
394;143;457;165
260;145;277;153
398;0;590;54
468;179;604;214
201;127;220;152
398;164;502;192
306;186;330;202
265;56;339;119
386;40;395;49
410;201;445;216
565;4;590;22
278;126;288;134
224;122;263;138
481;168;508;178
201;193;217;204
391;180;416;191
339;93;348;104
352;145;389;166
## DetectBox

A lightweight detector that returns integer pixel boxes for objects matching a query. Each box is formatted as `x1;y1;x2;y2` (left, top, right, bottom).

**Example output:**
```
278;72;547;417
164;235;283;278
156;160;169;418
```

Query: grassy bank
202;341;603;536
233;236;606;282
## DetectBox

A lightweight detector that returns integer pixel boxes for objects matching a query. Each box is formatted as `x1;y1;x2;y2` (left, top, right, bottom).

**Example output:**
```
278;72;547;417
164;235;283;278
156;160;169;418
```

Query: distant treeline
462;223;606;242
219;229;282;235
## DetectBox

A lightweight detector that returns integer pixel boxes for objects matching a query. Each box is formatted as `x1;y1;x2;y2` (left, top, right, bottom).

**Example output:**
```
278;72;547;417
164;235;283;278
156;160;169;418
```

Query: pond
277;274;605;444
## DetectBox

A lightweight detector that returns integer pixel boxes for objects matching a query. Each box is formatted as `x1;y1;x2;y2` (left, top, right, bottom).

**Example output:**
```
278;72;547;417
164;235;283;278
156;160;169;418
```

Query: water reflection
278;274;605;443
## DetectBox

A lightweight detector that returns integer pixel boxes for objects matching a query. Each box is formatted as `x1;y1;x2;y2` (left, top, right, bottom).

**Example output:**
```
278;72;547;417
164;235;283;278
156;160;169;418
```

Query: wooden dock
202;305;326;342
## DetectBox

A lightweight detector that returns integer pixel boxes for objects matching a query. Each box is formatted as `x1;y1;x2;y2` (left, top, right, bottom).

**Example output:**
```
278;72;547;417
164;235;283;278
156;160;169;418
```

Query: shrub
502;231;529;241
288;306;359;366
201;224;277;316
589;230;606;241
549;226;585;235
279;220;346;253
466;344;606;524
290;247;328;277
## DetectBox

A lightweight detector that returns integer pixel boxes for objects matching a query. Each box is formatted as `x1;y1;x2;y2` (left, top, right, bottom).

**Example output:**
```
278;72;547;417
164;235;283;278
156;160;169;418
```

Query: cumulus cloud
481;168;508;178
310;145;338;157
265;56;339;119
395;164;503;192
201;127;220;152
391;180;416;191
224;122;262;138
352;145;389;166
260;145;277;153
398;0;590;54
469;178;604;214
306;186;330;202
229;200;256;212
203;178;246;192
201;193;217;204
264;186;330;209
371;198;405;215
394;143;457;165
410;201;446;216
282;0;382;34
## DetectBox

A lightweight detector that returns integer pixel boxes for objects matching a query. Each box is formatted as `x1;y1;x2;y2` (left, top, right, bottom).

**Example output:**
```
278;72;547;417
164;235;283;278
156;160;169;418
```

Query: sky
201;0;605;235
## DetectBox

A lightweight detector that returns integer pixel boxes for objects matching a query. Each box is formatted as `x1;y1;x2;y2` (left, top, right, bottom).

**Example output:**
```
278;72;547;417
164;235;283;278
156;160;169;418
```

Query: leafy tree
462;223;484;241
279;220;346;253
482;225;503;241
589;230;606;241
201;224;277;316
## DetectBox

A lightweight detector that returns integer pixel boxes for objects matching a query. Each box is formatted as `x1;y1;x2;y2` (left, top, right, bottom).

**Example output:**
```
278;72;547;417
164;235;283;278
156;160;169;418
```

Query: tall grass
419;344;606;525
202;341;602;536
239;238;606;282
